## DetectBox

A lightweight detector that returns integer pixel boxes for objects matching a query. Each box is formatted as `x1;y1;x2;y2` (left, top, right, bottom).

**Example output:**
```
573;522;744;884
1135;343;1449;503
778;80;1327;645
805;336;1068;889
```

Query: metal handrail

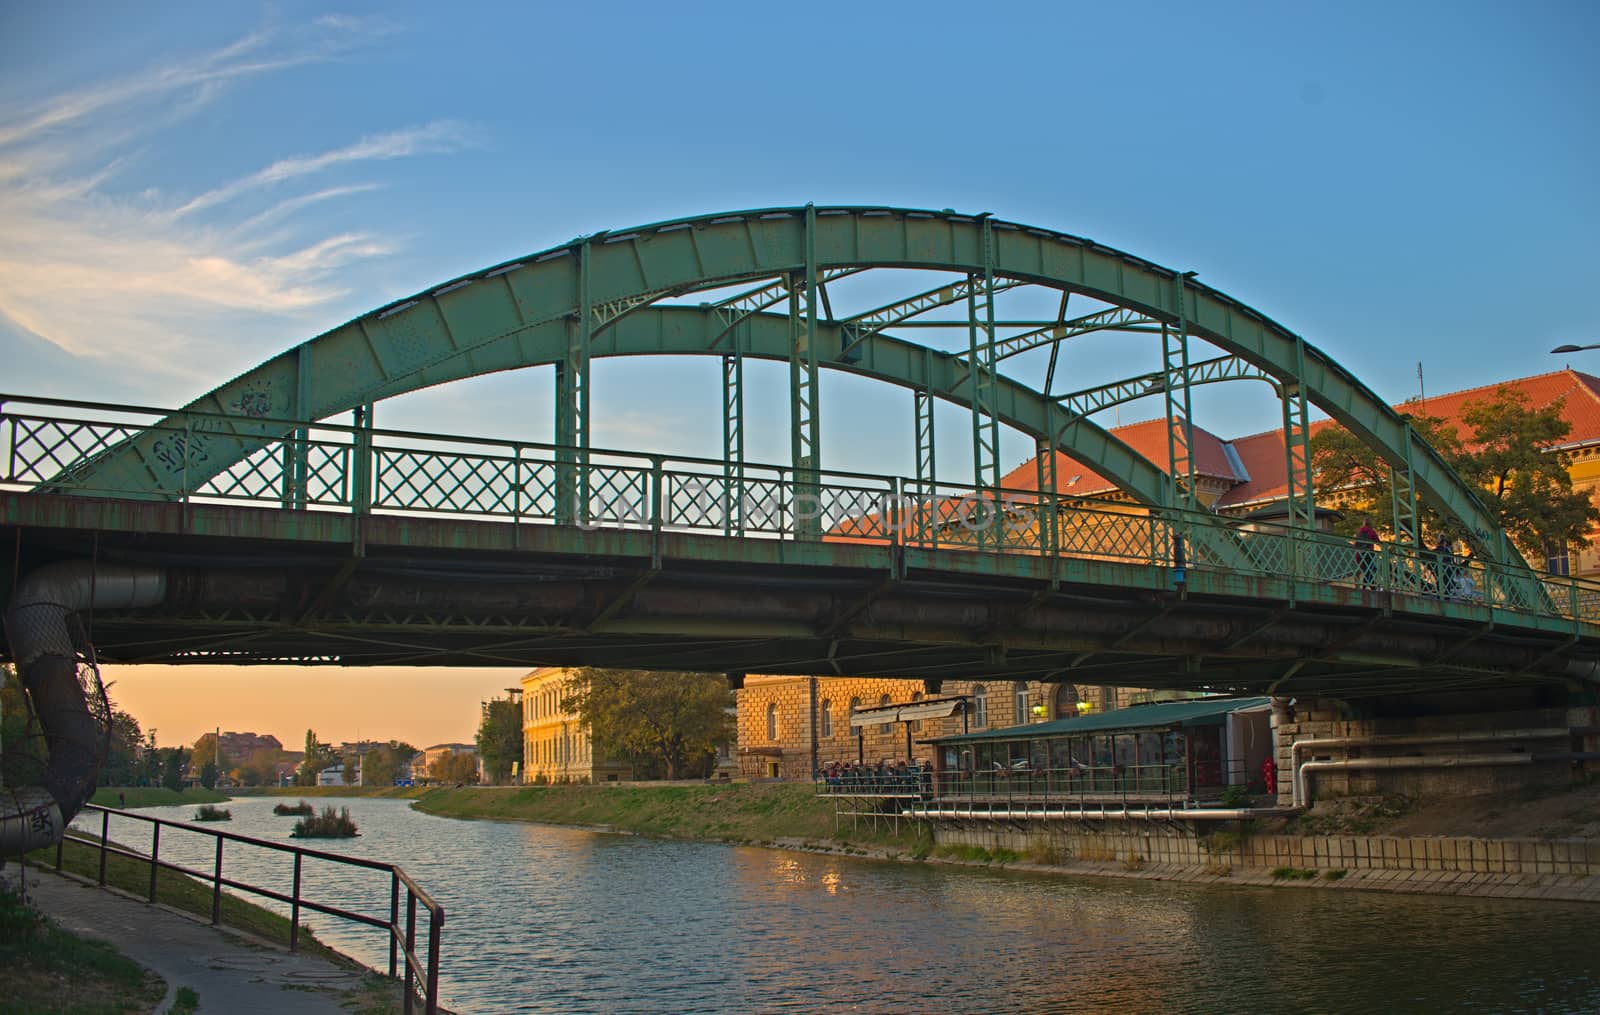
4;392;1596;630
817;763;1206;815
55;805;445;1015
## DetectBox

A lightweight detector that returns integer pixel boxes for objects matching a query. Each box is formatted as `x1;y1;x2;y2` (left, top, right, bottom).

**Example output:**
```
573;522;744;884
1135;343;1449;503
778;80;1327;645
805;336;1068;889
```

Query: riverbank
403;782;1600;903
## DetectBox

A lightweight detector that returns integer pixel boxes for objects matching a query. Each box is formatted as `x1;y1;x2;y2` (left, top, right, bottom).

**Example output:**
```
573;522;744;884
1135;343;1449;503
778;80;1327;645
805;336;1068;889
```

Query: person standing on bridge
1354;517;1381;589
1430;532;1457;599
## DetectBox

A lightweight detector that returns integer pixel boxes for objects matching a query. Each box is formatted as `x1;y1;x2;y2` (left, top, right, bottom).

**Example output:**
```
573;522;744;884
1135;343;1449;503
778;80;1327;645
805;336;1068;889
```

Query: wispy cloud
172;122;471;219
0;18;466;395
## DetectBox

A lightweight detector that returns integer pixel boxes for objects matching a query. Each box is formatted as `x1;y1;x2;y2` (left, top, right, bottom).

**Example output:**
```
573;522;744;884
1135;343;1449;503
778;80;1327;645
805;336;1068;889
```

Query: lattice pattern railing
5;394;1599;628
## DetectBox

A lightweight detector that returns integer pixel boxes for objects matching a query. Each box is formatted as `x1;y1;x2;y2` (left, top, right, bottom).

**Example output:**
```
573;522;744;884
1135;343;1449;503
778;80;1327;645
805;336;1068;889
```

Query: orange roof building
1018;368;1600;575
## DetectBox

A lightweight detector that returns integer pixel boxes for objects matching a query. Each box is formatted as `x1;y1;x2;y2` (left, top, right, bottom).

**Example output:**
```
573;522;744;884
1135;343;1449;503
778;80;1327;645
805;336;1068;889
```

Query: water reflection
80;798;1600;1014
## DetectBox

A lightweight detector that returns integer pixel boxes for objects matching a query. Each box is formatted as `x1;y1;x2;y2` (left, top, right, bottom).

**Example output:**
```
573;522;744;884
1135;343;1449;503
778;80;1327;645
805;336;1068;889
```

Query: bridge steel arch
68;204;1519;567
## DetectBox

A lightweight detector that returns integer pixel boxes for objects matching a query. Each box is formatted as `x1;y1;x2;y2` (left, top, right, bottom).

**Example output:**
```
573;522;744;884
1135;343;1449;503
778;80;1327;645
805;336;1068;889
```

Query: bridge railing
4;392;1597;629
53;804;445;1015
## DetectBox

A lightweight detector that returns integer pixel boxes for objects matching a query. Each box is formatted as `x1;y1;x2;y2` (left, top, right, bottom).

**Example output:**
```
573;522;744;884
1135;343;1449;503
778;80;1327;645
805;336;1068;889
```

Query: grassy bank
25;838;404;1010
410;783;925;851
27;837;350;964
90;786;229;808
0;880;166;1013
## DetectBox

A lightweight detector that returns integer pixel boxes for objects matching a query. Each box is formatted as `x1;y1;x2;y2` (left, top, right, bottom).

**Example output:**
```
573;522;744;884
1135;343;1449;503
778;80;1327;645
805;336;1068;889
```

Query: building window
820;699;833;738
879;694;893;734
766;702;778;742
1546;540;1571;576
1014;681;1029;724
1054;683;1080;719
848;697;861;739
972;685;988;728
909;692;923;733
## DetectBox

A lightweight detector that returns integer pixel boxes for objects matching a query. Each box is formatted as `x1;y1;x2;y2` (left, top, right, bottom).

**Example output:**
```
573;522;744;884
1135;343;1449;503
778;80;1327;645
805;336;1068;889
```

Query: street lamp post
1551;343;1600;354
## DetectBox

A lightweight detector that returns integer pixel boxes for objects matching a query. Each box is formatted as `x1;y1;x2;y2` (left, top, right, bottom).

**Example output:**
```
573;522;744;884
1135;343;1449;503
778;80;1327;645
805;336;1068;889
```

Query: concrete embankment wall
934;821;1600;878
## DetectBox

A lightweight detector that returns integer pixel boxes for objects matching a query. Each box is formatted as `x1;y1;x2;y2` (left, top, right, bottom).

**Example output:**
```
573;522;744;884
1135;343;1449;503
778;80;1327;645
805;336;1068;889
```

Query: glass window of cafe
960;729;1190;772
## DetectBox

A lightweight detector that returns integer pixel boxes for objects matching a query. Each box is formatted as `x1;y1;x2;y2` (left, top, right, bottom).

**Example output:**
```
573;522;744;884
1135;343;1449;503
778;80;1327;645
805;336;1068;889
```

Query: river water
85;797;1600;1013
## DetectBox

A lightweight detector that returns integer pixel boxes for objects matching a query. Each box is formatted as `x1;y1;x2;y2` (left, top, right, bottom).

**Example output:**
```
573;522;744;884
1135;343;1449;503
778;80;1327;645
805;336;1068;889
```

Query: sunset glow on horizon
103;664;526;752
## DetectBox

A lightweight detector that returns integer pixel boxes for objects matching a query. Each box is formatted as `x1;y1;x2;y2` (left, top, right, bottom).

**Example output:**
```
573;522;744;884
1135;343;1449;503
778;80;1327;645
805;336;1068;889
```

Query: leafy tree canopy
1311;386;1600;559
428;751;478;784
562;668;732;781
476;699;522;785
296;729;337;786
361;740;419;787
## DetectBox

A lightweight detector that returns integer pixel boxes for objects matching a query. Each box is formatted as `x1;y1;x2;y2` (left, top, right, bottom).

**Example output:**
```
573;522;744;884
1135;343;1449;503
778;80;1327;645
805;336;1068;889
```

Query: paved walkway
4;861;385;1014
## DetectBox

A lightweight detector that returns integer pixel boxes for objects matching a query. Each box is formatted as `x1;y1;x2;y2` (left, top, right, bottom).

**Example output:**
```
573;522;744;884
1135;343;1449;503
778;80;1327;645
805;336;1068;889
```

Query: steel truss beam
71;205;1530;572
838;276;1025;360
554;240;593;525
1056;354;1272;418
968;219;1001;546
707;267;864;350
1282;337;1315;530
1162;275;1199;509
790;205;822;539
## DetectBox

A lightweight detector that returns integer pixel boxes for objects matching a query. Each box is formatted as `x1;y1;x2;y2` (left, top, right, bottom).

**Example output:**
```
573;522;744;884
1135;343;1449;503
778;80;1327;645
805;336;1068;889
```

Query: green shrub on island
192;804;232;822
292;806;360;838
273;800;315;816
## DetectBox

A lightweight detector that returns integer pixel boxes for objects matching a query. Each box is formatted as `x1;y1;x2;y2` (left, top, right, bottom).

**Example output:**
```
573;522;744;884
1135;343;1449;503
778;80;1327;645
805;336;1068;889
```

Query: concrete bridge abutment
1269;687;1600;807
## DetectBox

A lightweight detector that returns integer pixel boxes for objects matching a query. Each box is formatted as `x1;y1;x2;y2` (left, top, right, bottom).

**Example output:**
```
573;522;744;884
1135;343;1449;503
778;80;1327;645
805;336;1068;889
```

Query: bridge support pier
1269;687;1599;808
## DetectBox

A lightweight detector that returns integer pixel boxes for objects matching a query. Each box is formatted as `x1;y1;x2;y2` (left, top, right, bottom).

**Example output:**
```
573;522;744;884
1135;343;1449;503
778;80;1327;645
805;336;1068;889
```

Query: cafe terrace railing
816;764;1204;817
4;392;1598;630
53;804;445;1015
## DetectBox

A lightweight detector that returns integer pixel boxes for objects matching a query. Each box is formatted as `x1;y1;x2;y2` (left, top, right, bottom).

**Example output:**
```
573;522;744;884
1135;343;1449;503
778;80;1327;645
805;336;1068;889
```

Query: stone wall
933;820;1600;877
1268;697;1577;805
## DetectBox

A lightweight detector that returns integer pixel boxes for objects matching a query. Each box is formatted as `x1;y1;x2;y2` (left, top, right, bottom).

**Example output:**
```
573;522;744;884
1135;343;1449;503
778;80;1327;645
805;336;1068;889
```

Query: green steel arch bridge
5;205;1600;703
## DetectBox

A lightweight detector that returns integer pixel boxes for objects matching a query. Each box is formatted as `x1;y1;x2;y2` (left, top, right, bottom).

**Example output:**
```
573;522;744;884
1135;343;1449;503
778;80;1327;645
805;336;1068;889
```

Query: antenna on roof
1417;361;1426;404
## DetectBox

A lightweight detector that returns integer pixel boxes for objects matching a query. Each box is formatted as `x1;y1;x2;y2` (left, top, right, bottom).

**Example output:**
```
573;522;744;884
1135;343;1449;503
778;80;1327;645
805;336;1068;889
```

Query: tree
191;735;216;771
362;741;419;787
231;747;286;787
1311;410;1462;541
1454;387;1600;554
99;710;144;787
296;729;336;786
199;761;218;789
140;730;162;787
476;699;522;785
1;664;49;788
1310;388;1600;559
160;748;189;791
562;668;733;781
428;751;478;784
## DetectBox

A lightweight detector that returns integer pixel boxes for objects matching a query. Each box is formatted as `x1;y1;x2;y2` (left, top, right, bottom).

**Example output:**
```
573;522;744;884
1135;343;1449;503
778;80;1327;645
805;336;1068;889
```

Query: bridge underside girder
5;495;1592;699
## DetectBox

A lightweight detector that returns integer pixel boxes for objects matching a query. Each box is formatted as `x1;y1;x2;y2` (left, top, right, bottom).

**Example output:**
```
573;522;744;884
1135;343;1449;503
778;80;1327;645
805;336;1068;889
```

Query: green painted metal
44;204;1524;569
987;306;1159;368
9;393;1586;636
838;275;1025;361
789;206;822;540
1281;338;1316;532
1057;355;1270;420
722;343;744;537
1161;322;1198;509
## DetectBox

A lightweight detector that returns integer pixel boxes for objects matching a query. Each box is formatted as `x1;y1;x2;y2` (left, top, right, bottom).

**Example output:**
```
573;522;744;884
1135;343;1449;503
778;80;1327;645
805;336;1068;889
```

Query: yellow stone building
519;666;633;784
735;676;1140;781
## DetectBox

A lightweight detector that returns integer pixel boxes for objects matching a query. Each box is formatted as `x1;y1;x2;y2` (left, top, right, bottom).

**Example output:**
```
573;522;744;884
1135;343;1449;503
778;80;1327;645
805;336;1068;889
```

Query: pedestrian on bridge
1354;517;1381;589
1429;533;1457;599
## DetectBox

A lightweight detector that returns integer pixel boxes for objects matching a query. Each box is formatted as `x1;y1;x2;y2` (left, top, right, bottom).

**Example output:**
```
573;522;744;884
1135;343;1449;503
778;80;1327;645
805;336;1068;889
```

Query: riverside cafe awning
848;696;969;761
923;696;1271;797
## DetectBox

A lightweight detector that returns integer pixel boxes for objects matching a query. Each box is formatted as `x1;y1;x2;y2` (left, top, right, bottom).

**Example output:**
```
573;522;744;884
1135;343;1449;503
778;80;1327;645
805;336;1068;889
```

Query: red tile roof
1020;369;1600;505
1000;417;1241;499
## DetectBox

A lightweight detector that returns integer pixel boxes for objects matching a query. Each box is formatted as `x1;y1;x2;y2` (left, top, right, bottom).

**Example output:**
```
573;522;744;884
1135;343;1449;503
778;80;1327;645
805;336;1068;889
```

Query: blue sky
2;1;1597;744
